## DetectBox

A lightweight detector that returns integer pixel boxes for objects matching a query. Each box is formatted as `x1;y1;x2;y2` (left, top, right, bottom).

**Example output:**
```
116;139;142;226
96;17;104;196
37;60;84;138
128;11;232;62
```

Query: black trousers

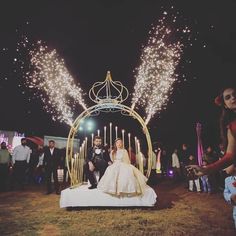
84;160;107;186
0;164;9;191
14;161;27;189
45;167;59;193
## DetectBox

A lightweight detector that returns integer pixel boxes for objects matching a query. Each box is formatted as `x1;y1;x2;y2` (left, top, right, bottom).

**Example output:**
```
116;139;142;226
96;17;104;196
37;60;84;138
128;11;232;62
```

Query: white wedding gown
60;148;157;207
97;149;151;197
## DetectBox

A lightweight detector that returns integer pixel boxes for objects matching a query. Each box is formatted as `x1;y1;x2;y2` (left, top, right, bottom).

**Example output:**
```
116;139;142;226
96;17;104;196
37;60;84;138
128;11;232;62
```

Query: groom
84;136;111;189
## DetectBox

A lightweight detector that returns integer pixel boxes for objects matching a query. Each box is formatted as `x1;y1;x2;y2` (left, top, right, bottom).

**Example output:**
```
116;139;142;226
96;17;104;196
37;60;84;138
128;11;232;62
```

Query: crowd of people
163;143;228;194
0;136;153;197
0;138;66;195
0;136;230;196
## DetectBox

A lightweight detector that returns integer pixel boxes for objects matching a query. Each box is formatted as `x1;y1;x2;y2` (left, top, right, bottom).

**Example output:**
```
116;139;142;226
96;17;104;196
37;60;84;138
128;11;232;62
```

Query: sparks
131;15;185;125
24;41;87;126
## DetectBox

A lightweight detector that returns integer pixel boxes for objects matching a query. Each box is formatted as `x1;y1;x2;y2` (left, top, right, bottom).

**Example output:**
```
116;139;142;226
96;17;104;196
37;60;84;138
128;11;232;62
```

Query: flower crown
114;138;122;143
214;95;223;106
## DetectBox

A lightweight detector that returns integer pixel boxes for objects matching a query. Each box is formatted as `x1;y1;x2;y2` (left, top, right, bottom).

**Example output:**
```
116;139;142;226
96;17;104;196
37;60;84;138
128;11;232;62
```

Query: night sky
0;0;235;152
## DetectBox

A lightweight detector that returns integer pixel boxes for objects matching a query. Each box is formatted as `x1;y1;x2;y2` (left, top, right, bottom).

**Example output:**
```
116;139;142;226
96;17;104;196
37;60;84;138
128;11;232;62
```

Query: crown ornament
89;71;129;105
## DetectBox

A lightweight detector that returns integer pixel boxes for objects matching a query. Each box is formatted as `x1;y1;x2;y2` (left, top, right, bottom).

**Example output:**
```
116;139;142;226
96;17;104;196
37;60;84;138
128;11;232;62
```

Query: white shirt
12;145;31;164
50;148;54;155
172;153;180;168
37;153;44;167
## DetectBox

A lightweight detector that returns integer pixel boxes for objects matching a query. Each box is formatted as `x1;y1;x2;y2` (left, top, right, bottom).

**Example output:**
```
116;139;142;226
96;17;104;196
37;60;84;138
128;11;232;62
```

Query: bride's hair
111;138;123;159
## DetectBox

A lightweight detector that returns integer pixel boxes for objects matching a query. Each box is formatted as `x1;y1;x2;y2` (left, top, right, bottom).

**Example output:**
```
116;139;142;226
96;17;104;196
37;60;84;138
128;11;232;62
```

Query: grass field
0;180;235;236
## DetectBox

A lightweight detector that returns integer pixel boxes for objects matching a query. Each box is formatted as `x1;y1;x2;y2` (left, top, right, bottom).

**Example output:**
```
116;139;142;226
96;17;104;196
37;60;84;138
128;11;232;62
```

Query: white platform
60;184;157;208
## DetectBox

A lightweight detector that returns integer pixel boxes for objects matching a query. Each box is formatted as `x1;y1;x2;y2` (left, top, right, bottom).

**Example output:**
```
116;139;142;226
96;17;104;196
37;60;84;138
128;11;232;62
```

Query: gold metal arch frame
66;72;153;187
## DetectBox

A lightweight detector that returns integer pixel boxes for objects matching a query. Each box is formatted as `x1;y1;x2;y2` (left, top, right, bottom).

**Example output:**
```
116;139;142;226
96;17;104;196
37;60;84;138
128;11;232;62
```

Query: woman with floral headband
188;87;236;176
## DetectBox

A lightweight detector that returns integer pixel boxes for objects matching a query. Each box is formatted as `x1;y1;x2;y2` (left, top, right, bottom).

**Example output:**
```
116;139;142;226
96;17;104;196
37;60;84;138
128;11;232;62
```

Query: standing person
180;144;191;187
147;150;159;186
172;148;181;182
0;142;11;192
188;87;236;176
84;136;111;189
202;146;219;193
27;147;39;184
12;138;31;190
181;144;190;168
97;138;150;196
218;143;226;159
160;149;168;177
34;145;44;184
223;162;236;228
201;160;211;194
187;155;201;193
202;146;218;164
43;140;61;194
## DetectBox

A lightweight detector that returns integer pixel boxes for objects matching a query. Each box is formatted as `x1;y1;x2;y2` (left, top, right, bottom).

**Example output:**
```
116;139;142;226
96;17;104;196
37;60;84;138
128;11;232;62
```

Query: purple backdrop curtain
196;123;203;166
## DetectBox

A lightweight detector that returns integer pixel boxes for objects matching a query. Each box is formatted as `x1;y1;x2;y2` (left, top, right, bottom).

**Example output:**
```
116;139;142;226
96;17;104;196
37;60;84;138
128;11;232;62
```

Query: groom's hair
94;136;102;141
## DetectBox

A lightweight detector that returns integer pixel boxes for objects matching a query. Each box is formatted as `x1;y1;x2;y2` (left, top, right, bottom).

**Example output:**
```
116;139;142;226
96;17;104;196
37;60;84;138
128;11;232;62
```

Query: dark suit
84;146;110;187
43;147;61;193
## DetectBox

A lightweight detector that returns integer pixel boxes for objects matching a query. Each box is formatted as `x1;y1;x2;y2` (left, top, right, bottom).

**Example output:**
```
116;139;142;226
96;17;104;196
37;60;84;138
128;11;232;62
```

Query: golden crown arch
66;71;153;187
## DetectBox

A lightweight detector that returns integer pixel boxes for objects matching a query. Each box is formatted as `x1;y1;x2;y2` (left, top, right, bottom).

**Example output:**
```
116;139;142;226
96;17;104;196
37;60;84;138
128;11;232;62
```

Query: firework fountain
20;40;87;126
131;16;189;125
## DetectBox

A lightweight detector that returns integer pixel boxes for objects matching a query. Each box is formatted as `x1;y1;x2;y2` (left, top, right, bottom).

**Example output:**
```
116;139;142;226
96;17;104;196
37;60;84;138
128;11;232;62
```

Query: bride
97;138;150;197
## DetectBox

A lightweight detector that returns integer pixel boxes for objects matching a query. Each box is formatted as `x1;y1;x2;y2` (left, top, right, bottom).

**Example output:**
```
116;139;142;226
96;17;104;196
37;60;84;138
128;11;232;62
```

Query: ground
0;179;235;236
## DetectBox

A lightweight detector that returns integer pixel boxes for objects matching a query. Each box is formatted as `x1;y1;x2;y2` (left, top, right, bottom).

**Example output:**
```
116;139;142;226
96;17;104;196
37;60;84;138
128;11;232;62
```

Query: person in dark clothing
202;146;219;193
27;147;39;184
43;140;61;194
181;144;191;166
160;149;168;176
180;144;191;187
0;142;11;192
12;138;31;190
84;136;111;189
34;145;45;184
187;155;201;192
